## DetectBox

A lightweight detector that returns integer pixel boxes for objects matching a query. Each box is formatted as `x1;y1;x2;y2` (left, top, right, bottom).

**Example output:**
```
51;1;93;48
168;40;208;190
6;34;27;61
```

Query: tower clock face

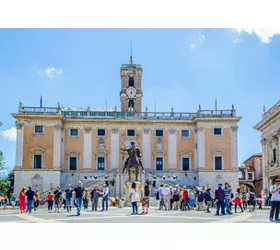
126;87;136;98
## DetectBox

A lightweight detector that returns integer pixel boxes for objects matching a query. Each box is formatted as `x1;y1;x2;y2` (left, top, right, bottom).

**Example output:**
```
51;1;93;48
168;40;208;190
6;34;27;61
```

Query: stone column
53;125;63;170
83;127;92;169
231;126;238;169
168;128;177;170
261;138;268;202
143;129;150;170
197;127;205;169
111;128;119;169
15;122;24;168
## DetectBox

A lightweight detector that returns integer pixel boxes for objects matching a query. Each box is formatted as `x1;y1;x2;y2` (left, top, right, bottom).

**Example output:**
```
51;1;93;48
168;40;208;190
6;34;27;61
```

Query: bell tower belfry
120;43;143;113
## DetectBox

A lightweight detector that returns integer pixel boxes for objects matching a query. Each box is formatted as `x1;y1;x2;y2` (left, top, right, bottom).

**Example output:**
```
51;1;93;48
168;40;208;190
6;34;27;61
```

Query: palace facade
254;100;280;197
12;58;241;197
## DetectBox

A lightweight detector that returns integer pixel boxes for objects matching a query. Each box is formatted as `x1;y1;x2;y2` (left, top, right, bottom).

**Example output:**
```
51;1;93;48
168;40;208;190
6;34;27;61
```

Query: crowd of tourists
3;178;280;221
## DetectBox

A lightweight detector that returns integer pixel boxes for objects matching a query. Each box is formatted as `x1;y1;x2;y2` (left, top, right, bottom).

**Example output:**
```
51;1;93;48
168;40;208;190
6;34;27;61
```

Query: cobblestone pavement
0;207;277;223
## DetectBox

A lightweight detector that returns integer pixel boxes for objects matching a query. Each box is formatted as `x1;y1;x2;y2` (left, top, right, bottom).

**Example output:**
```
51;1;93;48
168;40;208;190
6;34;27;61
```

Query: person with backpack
247;189;256;212
197;188;204;211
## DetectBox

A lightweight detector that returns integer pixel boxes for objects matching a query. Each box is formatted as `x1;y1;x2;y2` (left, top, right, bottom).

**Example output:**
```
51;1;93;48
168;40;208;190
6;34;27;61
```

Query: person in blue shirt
25;186;35;213
10;193;17;209
223;183;233;215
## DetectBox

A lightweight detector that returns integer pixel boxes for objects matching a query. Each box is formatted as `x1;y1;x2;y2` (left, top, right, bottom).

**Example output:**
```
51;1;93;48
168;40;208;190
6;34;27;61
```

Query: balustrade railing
18;106;236;120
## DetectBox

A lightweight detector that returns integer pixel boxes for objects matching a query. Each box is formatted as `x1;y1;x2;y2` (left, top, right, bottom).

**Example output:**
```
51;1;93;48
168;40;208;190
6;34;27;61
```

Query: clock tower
120;52;143;113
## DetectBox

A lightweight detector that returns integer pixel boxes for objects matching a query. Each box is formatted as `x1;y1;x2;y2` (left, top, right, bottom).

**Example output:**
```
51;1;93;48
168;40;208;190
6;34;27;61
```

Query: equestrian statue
121;141;144;182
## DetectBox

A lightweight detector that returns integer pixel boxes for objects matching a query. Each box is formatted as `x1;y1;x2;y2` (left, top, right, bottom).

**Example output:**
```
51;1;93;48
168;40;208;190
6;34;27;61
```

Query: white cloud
190;44;196;49
232;37;241;44
2;127;16;142
199;33;206;41
233;29;280;44
40;67;63;78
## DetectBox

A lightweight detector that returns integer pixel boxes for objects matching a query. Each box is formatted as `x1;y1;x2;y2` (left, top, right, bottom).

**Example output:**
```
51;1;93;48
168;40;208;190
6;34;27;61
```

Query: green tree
0;151;10;196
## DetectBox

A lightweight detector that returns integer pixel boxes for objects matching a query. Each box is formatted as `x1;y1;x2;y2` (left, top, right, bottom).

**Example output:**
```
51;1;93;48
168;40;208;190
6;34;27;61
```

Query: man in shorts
53;186;62;213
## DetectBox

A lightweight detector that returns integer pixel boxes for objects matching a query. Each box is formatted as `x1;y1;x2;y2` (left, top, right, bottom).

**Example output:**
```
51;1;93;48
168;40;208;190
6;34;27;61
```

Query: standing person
233;188;244;213
140;185;150;215
3;197;8;209
26;186;35;213
91;185;100;211
157;184;164;210
162;184;170;210
64;184;74;212
183;186;190;211
241;192;247;210
34;189;40;211
46;191;54;211
223;183;233;215
53;186;62;213
204;188;213;213
73;181;85;216
18;188;26;213
101;184;109;212
10;193;17;209
83;189;89;209
215;182;226;216
172;185;180;210
257;198;263;210
129;182;138;215
269;179;280;221
169;186;173;210
196;188;204;211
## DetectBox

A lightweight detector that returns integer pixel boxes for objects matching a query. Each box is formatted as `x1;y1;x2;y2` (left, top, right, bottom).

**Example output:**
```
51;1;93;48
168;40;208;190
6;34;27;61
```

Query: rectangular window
182;157;190;171
181;130;190;137
97;157;105;171
69;157;77;171
127;129;135;136
34;155;42;169
70;129;78;136
273;148;277;163
156;157;163;171
97;129;106;136
248;173;253;180
215;156;222;170
213;128;222;135
156;130;163;137
34;125;43;134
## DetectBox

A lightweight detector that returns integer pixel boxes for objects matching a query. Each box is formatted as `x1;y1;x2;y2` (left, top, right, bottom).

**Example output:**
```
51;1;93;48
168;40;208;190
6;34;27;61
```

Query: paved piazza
0;207;275;223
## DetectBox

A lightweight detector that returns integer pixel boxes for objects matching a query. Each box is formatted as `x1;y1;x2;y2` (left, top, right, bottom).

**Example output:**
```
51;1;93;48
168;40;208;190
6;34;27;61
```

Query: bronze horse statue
121;141;144;182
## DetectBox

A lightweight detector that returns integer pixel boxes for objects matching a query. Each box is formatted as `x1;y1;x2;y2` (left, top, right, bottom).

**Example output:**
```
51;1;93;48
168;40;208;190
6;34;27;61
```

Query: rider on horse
121;141;144;172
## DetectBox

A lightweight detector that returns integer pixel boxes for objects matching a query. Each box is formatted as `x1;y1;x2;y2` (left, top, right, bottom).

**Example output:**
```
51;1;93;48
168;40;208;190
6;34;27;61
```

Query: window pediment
180;151;192;157
212;149;224;157
31;148;44;153
66;150;80;156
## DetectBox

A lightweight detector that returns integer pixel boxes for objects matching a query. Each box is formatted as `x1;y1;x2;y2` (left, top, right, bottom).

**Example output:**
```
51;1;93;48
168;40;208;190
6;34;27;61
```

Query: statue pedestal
123;182;144;207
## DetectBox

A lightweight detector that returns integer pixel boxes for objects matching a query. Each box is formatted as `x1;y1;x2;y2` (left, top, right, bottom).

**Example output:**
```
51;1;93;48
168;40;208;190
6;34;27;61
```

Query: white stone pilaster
168;129;177;169
15;122;24;168
231;126;238;169
197;127;205;169
111;128;119;169
83;127;92;169
53;125;62;170
261;138;268;195
143;129;150;170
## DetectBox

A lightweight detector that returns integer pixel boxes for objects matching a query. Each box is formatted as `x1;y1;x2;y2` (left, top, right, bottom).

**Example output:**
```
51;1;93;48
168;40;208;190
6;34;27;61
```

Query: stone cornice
11;113;64;120
254;109;280;131
13;168;62;172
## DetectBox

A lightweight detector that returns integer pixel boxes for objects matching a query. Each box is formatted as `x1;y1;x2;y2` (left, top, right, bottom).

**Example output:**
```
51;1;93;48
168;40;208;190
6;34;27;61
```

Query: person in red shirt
182;186;190;211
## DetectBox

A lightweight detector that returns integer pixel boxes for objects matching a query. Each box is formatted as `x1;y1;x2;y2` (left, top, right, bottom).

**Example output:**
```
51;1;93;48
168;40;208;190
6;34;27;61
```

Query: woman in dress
18;188;26;213
233;188;244;213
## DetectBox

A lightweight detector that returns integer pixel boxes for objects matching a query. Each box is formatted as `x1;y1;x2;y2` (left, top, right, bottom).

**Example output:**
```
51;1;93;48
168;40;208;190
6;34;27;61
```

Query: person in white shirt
269;179;280;221
101;184;109;211
162;184;170;210
129;182;138;215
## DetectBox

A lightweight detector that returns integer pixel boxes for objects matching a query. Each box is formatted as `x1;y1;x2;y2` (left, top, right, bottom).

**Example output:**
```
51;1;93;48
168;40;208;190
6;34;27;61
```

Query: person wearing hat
269;178;280;221
214;182;226;216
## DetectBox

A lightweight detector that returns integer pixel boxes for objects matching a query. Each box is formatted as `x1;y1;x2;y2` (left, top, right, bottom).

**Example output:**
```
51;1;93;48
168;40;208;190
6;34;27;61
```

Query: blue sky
1;28;280;169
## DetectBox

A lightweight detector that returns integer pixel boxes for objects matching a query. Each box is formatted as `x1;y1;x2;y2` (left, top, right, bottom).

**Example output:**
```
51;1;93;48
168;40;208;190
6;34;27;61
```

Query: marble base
123;181;144;207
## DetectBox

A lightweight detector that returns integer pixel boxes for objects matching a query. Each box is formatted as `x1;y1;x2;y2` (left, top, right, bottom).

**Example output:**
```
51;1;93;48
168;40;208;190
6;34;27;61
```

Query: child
257;198;262;210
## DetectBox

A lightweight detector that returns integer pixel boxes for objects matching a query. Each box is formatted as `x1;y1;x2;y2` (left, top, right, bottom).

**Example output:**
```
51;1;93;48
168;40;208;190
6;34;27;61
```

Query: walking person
204;188;213;213
257;197;263;210
247;189;256;212
223;183;233;215
91;185;100;211
53;186;62;213
233;188;244;213
129;182;139;215
241;192;247;210
215;182;226;216
169;186;173;210
269;179;280;222
18;188;26;213
83;189;89;209
162;184;170;210
10;193;17;209
101;184;109;211
140;184;150;215
172;185;180;210
34;189;40;211
183;186;190;211
46;191;54;211
73;181;85;216
64;184;73;212
26;186;35;213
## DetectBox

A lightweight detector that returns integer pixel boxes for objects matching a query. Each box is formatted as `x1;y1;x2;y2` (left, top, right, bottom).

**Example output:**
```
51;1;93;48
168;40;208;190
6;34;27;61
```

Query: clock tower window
129;77;134;87
128;99;134;108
